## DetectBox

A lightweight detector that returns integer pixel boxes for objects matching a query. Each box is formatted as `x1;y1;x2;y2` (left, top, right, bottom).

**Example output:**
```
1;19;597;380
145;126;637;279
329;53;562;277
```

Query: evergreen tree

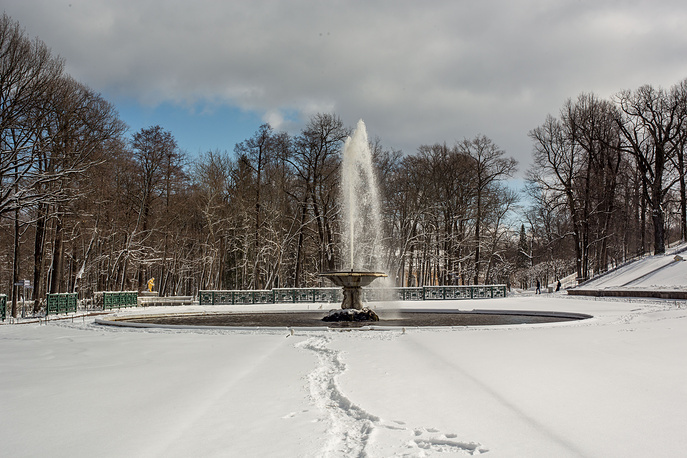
517;224;530;269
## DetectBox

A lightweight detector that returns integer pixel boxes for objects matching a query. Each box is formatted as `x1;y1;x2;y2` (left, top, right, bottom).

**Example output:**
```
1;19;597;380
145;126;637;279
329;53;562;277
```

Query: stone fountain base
319;271;387;322
322;308;380;322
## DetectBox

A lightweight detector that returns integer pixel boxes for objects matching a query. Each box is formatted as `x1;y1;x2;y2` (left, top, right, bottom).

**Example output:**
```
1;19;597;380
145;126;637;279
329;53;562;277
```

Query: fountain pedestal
341;285;364;310
320;271;387;321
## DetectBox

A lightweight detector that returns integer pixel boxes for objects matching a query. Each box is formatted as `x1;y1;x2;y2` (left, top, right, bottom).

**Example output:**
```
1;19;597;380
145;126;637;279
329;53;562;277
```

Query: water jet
320;120;387;322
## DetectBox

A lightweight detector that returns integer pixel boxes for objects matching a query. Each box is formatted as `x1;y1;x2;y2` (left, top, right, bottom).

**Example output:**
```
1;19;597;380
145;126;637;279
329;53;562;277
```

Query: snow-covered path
1;295;686;457
296;335;380;456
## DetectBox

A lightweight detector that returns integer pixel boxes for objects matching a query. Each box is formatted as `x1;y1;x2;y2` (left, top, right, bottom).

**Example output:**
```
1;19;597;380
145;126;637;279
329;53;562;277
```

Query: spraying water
341;120;385;272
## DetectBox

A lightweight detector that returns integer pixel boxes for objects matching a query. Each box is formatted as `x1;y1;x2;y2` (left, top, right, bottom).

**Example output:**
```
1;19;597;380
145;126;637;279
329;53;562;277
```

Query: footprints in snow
294;335;488;456
407;427;487;455
373;424;488;456
295;335;378;456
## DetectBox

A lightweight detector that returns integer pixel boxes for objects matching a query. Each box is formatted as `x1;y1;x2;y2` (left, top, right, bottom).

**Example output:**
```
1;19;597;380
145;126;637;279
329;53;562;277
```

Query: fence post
0;294;6;321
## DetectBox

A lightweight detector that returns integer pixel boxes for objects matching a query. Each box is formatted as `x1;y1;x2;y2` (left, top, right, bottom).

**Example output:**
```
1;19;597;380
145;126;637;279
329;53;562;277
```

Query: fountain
321;120;388;322
97;120;594;330
320;271;386;321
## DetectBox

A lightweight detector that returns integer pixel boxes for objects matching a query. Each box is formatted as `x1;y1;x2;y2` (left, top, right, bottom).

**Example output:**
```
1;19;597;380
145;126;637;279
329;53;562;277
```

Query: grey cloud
5;0;687;171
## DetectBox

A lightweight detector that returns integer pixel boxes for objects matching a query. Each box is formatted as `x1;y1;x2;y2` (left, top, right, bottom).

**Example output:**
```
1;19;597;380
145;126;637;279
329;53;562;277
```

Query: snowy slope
578;243;687;291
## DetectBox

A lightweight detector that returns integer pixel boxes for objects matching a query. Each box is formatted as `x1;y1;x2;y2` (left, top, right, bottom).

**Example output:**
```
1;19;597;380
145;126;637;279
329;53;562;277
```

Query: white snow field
2;294;686;458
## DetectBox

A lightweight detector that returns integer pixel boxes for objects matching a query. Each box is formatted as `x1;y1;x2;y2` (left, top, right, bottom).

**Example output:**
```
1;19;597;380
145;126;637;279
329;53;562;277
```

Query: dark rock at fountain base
322;308;380;322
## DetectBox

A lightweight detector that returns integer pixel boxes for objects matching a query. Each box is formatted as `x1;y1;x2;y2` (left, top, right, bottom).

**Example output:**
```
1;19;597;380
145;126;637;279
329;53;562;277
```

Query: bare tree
668;80;687;242
234;124;277;289
128;125;181;290
191;150;234;288
614;83;687;254
0;14;64;218
289;113;348;282
0;15;60;315
458;135;517;284
528;94;625;281
565;93;624;272
528;114;587;279
40;77;126;295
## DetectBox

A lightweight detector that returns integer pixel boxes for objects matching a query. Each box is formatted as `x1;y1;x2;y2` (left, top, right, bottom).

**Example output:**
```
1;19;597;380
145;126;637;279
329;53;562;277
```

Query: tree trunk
652;147;666;255
407;224;416;287
397;256;405;287
49;212;64;294
565;188;584;281
252;144;263;290
473;194;481;285
11;204;19;318
119;233;129;291
32;205;47;308
324;217;335;271
640;181;647;255
253;199;261;289
294;203;307;287
652;209;666;254
678;147;687;241
458;219;466;285
311;192;327;271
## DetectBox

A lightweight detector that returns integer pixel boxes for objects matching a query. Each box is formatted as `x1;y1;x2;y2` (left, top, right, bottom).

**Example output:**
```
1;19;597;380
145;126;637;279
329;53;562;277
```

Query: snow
1;296;686;457
581;243;687;290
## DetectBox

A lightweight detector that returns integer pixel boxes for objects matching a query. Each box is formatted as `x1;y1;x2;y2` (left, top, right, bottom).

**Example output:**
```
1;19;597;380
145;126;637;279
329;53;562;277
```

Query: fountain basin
96;309;592;329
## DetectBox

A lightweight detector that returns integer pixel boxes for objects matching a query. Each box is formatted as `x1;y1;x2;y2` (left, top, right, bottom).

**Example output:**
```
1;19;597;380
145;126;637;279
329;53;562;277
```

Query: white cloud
263;110;284;130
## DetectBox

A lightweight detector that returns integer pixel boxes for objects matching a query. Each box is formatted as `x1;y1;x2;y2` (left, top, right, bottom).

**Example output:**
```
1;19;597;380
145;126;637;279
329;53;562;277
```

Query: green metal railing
0;294;6;321
199;290;276;305
422;285;507;299
363;287;424;301
46;293;78;315
199;285;507;306
273;288;342;304
102;291;138;310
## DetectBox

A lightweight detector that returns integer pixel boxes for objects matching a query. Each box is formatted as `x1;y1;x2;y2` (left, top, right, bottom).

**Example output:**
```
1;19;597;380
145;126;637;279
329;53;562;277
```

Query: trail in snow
296;335;487;457
296;335;378;456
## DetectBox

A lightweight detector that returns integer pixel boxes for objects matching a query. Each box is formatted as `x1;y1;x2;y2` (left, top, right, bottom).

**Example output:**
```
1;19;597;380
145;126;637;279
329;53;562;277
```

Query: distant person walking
536;279;541;294
556;280;561;292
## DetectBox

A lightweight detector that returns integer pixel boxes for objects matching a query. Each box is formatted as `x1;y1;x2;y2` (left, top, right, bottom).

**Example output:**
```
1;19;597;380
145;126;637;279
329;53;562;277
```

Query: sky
4;0;687;176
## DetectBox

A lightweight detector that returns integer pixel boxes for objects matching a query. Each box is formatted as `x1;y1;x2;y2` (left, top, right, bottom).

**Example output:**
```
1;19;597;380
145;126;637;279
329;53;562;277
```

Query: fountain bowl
320;271;387;321
320;271;387;288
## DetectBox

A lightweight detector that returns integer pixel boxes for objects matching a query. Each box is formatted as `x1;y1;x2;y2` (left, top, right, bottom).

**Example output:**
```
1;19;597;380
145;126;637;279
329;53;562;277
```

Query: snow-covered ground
2;294;686;457
580;243;687;291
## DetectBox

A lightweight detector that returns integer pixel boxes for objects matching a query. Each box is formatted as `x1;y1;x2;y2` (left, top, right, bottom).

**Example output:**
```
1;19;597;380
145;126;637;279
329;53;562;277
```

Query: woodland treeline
2;14;687;316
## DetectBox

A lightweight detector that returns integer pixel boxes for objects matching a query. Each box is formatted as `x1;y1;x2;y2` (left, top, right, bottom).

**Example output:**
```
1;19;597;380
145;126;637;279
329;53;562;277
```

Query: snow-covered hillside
576;243;687;292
